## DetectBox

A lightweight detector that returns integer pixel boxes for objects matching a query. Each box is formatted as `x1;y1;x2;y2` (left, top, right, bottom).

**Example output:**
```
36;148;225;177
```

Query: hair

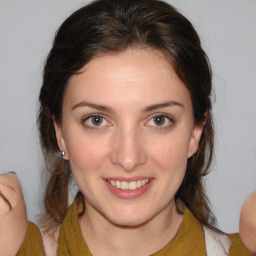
38;0;216;233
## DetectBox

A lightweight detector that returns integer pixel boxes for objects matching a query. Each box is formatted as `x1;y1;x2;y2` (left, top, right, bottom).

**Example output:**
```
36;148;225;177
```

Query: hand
239;191;256;255
0;173;28;256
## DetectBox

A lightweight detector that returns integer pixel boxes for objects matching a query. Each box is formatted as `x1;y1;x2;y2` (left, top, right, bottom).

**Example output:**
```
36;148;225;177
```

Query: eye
83;114;110;128
146;114;174;128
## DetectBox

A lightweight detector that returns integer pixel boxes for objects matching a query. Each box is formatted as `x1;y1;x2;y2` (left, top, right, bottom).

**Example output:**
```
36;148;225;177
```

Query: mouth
104;178;154;199
106;179;151;190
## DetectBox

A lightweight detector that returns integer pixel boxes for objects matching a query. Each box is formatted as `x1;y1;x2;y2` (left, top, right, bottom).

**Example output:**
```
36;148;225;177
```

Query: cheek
66;135;110;196
149;135;190;194
65;131;110;173
150;136;190;169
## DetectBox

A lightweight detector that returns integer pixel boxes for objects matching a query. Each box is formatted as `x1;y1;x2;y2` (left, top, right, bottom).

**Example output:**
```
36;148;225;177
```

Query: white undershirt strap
203;226;232;256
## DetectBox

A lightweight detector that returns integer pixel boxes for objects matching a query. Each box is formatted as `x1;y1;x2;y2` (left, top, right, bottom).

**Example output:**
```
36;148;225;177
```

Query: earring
61;151;66;157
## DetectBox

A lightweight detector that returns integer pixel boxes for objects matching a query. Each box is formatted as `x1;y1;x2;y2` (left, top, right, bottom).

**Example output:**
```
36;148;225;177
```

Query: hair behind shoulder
38;0;218;234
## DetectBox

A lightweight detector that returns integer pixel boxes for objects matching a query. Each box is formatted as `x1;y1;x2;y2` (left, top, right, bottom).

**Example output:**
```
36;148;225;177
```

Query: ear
187;113;207;159
53;118;69;160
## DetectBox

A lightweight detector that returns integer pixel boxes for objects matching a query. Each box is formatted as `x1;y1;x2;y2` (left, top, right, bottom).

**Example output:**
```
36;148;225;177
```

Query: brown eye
84;114;109;128
91;115;103;126
146;114;174;129
153;116;165;126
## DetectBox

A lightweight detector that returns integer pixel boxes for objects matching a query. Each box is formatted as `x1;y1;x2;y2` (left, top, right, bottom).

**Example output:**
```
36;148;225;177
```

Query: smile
104;178;154;199
106;179;150;190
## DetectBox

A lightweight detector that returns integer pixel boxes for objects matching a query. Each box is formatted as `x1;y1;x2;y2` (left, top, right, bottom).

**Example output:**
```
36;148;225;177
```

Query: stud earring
61;151;66;157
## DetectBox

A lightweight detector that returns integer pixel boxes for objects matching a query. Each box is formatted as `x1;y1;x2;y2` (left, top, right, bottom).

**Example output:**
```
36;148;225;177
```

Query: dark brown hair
39;0;216;233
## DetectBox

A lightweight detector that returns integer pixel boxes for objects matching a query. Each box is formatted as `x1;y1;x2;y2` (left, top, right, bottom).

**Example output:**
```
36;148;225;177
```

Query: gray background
0;0;255;233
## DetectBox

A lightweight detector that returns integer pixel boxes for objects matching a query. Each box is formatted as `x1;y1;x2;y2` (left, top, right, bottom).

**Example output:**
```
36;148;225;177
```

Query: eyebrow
72;100;183;113
142;101;184;112
72;102;113;112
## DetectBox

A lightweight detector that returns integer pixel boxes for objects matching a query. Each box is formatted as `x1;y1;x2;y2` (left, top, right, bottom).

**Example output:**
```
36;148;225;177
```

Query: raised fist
0;173;28;256
240;191;256;255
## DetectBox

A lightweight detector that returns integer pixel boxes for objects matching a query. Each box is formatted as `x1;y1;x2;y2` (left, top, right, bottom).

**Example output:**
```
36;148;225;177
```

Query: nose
110;126;147;172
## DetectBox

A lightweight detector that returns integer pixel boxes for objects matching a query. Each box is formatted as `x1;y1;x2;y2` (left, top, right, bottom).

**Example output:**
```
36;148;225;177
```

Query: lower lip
104;180;154;199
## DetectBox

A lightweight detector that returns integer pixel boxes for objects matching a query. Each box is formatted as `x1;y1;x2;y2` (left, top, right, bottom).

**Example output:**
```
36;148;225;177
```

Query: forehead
64;48;192;111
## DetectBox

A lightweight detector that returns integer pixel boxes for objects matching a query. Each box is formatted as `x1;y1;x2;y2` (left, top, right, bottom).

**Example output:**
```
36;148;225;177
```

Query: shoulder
203;226;231;255
227;233;254;256
17;221;60;256
17;222;45;256
203;226;253;256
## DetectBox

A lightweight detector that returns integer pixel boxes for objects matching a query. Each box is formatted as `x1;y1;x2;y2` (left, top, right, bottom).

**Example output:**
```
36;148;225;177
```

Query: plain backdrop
0;0;255;233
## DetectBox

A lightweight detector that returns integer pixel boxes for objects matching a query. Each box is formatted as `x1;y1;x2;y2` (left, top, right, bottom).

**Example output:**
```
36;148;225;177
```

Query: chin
102;206;155;228
109;215;150;228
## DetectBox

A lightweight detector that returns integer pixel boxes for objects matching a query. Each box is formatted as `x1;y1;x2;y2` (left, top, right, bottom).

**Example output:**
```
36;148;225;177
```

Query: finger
0;174;23;209
0;191;12;211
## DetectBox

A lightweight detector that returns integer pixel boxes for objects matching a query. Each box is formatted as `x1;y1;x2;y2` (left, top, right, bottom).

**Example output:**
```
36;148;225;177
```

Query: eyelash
82;114;111;129
82;113;174;130
145;113;174;129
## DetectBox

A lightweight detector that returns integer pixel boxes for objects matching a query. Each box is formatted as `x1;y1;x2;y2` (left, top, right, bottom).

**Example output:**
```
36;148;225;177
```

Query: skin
0;48;254;256
54;48;204;256
0;173;28;256
239;191;256;254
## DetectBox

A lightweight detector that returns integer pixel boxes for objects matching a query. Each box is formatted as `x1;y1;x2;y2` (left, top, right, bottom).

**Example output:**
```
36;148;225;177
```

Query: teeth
121;181;128;190
107;179;150;190
116;180;121;189
128;181;137;190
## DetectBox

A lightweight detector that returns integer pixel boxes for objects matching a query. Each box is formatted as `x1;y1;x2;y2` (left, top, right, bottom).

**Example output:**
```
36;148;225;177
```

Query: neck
79;200;184;256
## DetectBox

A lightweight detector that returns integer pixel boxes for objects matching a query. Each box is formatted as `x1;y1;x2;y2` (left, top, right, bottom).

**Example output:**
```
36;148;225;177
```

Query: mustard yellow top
17;200;252;256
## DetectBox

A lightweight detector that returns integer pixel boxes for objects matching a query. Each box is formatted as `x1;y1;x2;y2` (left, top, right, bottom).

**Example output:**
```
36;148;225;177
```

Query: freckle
88;152;94;158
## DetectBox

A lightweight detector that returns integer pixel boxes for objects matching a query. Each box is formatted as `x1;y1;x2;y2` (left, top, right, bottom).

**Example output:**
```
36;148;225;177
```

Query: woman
0;0;253;255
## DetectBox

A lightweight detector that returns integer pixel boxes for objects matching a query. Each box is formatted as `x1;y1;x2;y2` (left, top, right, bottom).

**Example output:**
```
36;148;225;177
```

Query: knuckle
0;192;12;214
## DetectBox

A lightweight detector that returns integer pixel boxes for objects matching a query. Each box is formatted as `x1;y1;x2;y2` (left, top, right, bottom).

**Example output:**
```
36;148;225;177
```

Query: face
54;48;203;227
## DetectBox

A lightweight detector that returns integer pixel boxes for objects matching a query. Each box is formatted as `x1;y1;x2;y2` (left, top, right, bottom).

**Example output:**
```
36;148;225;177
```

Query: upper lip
103;177;154;182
